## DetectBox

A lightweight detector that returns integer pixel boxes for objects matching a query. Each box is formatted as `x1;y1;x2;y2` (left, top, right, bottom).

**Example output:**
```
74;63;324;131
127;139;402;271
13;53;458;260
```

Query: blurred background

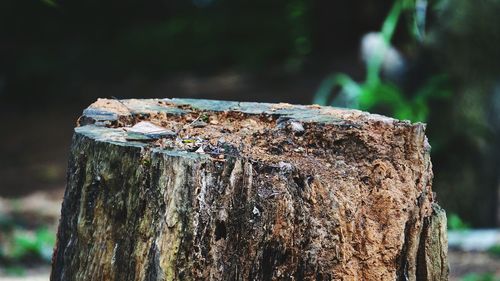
1;0;499;280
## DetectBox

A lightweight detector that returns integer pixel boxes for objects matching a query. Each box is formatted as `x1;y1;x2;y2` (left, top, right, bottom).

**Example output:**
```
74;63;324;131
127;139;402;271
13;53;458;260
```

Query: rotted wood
51;98;448;280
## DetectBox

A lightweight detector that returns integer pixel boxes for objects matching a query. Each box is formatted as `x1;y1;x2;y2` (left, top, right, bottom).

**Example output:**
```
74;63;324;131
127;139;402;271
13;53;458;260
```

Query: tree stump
51;98;448;281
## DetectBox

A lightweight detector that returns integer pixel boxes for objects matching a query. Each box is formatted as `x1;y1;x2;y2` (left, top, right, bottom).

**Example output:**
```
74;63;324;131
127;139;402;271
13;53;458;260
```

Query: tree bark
51;98;448;280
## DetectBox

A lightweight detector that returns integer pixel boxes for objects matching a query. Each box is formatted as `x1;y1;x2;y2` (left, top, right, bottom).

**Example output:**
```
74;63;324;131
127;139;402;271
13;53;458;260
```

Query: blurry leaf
5;227;55;262
414;74;452;100
359;82;404;110
487;244;500;258
431;0;450;13
11;230;37;259
381;0;403;42
448;213;470;231
40;0;58;8
461;273;497;281
35;227;56;262
313;73;361;106
405;0;428;41
287;0;305;19
414;0;428;40
314;0;452;124
3;266;25;276
286;0;311;70
366;0;404;84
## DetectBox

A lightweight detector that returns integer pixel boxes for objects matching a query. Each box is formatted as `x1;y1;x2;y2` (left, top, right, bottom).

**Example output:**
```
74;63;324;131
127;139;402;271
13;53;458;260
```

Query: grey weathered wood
51;98;448;280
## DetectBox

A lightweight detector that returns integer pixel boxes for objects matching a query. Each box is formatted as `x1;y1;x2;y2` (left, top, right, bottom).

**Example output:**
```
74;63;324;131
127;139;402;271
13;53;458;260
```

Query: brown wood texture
51;98;448;280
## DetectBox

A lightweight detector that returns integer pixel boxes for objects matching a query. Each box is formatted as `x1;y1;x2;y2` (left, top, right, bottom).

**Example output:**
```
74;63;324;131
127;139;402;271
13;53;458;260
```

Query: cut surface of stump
51;98;448;280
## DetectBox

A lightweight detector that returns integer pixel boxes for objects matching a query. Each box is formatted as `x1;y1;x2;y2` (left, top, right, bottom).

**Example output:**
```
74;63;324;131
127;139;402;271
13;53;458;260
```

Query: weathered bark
51;98;448;280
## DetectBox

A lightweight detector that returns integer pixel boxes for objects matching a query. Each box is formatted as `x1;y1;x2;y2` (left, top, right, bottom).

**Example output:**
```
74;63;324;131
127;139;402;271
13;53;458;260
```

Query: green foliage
2;265;25;276
461;273;499;281
487;244;500;258
447;213;470;231
40;0;58;8
285;0;311;72
313;0;450;122
315;73;450;122
0;227;55;263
